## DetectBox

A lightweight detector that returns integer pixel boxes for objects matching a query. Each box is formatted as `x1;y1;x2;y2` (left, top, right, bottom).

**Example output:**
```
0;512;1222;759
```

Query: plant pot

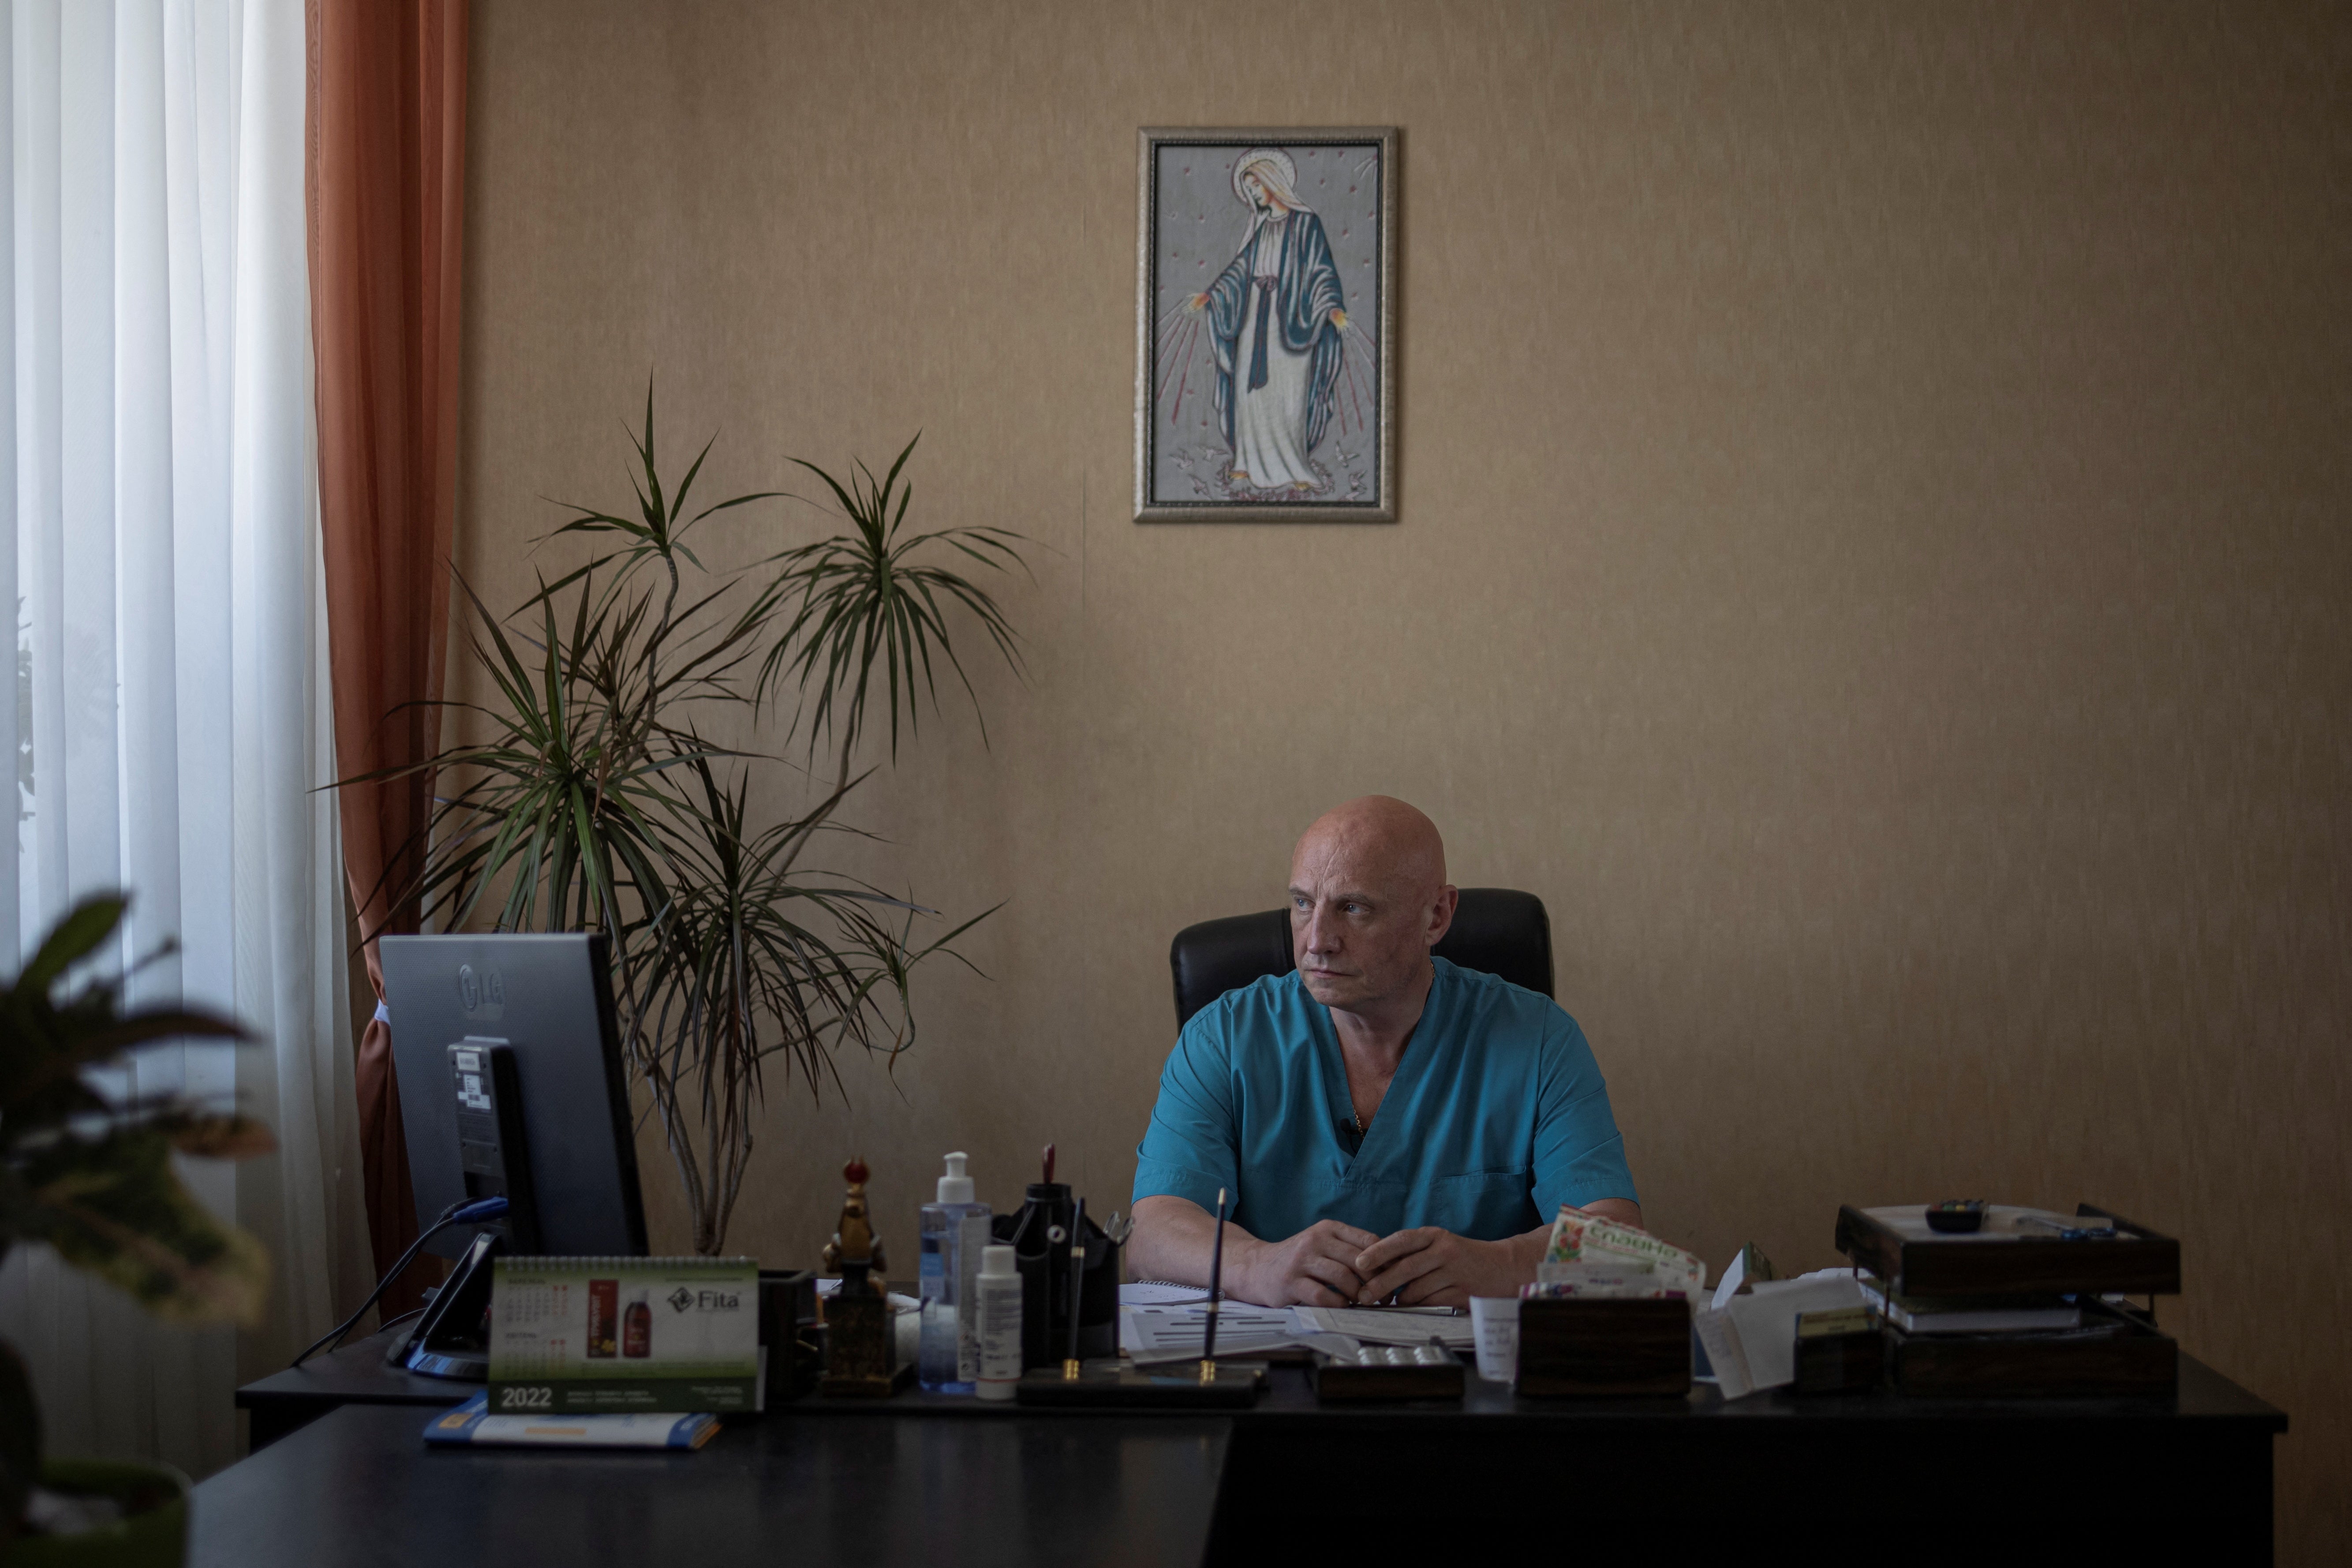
2;1460;188;1568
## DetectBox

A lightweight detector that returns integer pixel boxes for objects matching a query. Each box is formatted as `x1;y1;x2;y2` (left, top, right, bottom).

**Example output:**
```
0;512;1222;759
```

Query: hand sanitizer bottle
918;1151;991;1392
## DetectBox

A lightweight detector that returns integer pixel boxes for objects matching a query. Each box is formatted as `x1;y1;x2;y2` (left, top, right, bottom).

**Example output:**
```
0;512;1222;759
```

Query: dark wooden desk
195;1402;1227;1568
221;1350;2285;1562
236;1325;473;1449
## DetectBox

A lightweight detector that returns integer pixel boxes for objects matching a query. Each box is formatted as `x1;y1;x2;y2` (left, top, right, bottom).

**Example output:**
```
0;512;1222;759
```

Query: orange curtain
307;0;470;1314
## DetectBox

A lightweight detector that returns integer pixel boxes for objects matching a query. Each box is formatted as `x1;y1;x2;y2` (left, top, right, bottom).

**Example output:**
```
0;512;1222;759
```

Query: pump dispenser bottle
918;1151;992;1392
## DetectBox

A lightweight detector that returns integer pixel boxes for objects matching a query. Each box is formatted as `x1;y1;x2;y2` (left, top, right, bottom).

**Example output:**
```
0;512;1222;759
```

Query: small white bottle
918;1152;991;1393
974;1244;1023;1402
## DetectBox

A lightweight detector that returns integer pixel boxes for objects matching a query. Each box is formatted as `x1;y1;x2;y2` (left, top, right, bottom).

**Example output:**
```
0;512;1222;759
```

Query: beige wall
458;1;2350;1553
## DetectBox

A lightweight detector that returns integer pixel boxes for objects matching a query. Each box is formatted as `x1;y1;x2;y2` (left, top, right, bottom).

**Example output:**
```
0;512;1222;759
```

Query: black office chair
1167;888;1553;1028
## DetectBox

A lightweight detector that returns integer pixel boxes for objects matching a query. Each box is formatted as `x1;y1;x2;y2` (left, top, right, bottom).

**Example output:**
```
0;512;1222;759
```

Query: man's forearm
1504;1224;1549;1276
1135;1197;1649;1304
1128;1195;1253;1291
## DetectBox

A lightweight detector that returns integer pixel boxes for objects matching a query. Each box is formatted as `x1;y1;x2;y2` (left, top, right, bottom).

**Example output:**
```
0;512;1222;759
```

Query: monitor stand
390;1230;502;1381
395;1037;546;1381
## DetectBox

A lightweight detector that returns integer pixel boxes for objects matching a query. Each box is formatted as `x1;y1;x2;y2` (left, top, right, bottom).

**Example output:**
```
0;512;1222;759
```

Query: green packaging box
488;1256;759;1415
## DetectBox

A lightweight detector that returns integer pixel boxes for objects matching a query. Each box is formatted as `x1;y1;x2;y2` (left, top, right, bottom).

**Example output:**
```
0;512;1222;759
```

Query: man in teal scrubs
1129;797;1641;1307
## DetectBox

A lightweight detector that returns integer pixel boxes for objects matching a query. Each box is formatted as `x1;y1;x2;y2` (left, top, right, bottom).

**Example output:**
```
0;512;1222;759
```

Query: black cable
291;1197;508;1369
290;1211;454;1369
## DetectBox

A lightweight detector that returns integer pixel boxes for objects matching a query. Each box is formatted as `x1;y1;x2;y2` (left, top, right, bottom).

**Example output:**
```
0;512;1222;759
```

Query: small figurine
819;1156;906;1397
821;1156;888;1289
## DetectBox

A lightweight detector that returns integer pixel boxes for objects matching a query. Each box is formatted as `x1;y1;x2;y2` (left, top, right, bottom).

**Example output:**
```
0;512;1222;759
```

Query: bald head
1288;797;1458;1018
1293;797;1448;901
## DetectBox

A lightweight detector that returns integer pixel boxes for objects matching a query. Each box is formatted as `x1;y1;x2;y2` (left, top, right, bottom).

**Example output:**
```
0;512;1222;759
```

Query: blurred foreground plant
0;895;272;1543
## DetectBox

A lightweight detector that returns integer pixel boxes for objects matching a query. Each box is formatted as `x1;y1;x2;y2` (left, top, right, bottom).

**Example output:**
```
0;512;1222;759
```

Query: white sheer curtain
0;0;371;1478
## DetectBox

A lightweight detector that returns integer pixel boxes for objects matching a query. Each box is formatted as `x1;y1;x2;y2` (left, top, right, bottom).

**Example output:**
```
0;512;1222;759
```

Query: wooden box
758;1269;822;1407
1887;1304;2177;1399
1791;1313;1884;1396
1513;1298;1691;1398
1310;1345;1464;1404
1834;1203;2180;1299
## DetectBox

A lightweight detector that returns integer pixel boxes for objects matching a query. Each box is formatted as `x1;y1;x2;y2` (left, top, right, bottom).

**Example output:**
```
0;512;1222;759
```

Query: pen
1201;1186;1228;1381
1064;1197;1088;1380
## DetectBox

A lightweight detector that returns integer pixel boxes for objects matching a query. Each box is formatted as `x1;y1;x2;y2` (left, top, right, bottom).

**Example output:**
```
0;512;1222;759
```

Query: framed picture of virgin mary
1135;127;1397;522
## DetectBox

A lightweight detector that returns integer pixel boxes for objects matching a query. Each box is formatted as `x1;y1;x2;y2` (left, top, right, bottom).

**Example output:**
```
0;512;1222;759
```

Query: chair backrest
1167;887;1553;1028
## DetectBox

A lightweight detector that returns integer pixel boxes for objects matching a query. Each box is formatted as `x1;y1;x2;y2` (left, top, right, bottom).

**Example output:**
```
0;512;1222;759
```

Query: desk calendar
487;1256;759;1415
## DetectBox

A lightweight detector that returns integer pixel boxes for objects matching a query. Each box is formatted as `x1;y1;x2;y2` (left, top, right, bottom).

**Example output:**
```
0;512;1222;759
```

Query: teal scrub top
1132;957;1637;1243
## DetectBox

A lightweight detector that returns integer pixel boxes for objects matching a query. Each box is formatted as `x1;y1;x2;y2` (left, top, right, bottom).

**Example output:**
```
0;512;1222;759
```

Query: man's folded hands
1234;1218;1380;1306
1235;1220;1544;1308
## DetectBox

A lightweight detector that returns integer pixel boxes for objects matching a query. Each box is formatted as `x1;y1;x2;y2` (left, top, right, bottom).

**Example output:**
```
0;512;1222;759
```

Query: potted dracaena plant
353;385;1025;1255
0;895;274;1566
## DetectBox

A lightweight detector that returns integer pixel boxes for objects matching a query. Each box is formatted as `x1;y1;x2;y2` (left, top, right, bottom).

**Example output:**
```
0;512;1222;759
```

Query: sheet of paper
1290;1305;1476;1349
1856;1279;2081;1335
1692;1304;1751;1399
1709;1249;1749;1312
1720;1273;1866;1395
1118;1281;1212;1306
1120;1303;1300;1364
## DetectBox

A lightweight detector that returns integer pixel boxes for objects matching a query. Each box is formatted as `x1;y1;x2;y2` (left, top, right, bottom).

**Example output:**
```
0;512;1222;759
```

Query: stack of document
1290;1305;1474;1349
1857;1279;2080;1335
1115;1285;1474;1366
1120;1303;1299;1363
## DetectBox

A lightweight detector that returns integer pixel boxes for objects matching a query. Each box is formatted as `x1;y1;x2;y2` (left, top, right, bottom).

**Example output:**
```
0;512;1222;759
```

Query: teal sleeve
1132;1013;1239;1212
1529;1011;1638;1217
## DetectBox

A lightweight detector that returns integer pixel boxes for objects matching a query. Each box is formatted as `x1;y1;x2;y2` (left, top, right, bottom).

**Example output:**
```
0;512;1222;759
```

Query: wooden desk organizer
1834;1203;2181;1298
1887;1301;2177;1398
1513;1297;1692;1397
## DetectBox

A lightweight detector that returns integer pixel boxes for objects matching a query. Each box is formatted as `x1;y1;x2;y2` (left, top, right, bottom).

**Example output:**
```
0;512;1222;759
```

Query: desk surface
196;1401;1227;1568
801;1348;2287;1428
238;1326;463;1403
216;1350;2285;1564
241;1325;2287;1432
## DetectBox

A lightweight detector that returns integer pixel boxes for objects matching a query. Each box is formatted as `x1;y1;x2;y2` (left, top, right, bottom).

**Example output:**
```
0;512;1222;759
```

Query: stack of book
1832;1203;2181;1397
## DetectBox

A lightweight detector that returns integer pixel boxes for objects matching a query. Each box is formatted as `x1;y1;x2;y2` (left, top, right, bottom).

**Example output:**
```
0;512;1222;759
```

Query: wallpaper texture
455;2;2349;1552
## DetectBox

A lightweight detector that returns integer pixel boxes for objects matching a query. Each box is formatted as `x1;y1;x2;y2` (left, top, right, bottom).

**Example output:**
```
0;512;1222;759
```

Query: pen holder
996;1190;1120;1369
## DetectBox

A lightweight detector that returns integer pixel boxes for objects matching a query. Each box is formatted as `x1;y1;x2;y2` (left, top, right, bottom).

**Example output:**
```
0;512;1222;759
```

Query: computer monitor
382;933;649;1261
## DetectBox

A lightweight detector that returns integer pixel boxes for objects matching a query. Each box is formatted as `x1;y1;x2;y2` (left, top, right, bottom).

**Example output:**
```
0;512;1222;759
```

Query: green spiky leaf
3;1132;269;1327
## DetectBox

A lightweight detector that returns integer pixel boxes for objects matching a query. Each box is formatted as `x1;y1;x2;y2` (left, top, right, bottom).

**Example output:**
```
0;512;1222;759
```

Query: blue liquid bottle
918;1152;991;1392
